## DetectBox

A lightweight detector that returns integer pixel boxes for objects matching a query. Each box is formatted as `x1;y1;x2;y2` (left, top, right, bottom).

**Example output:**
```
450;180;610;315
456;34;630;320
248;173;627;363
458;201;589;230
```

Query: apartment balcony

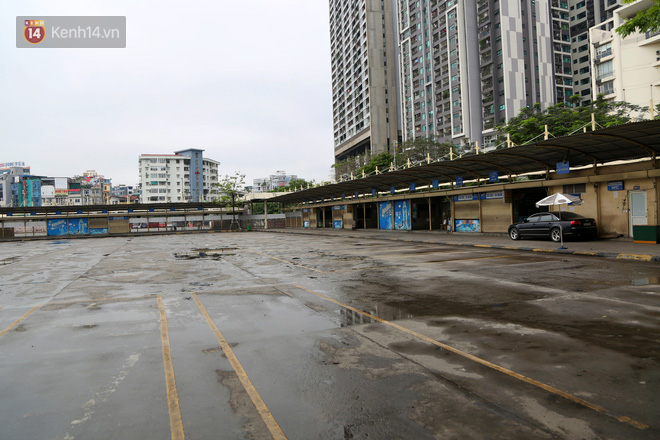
594;48;612;61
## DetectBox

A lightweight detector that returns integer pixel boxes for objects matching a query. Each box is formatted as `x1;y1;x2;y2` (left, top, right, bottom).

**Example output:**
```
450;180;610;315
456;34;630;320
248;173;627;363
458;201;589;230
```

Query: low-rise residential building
252;171;298;193
139;149;220;203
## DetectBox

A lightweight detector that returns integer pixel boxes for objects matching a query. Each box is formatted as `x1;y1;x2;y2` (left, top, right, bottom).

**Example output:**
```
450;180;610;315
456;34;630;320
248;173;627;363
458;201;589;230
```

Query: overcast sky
2;1;335;187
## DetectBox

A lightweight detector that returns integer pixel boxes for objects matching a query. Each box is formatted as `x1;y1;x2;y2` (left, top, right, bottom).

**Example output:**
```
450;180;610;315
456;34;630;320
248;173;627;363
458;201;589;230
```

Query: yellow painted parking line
533;248;556;253
0;304;41;338
157;296;185;440
293;284;649;430
574;251;598;256
474;244;492;248
616;254;653;262
192;293;287;440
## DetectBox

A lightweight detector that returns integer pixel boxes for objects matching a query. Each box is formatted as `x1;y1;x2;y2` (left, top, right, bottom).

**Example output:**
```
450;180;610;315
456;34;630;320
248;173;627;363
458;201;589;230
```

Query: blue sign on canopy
489;171;498;183
372;189;377;197
432;179;439;189
456;176;463;187
410;183;416;192
390;186;395;195
557;161;570;175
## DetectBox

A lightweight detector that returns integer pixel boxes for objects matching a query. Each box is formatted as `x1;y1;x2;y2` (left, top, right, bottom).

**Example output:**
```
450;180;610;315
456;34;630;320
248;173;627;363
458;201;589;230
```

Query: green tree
251;202;283;214
332;153;369;180
214;172;245;230
497;95;647;146
616;0;660;38
357;152;394;176
272;178;314;192
396;137;452;164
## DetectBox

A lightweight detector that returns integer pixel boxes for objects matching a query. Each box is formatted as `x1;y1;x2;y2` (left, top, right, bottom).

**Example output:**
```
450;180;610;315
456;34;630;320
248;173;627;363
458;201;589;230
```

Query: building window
563;183;586;193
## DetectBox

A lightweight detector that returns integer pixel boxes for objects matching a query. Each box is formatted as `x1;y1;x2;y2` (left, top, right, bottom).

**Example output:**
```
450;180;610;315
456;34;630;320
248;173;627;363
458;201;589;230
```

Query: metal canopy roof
260;119;660;205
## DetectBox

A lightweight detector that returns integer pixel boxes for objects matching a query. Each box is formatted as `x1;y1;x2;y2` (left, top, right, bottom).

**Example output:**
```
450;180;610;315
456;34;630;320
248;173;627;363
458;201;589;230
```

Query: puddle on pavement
632;277;660;286
339;303;414;327
175;248;238;260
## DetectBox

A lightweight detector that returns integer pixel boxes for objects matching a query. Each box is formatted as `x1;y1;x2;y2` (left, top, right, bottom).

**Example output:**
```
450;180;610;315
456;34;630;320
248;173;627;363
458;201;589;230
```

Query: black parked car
508;212;597;242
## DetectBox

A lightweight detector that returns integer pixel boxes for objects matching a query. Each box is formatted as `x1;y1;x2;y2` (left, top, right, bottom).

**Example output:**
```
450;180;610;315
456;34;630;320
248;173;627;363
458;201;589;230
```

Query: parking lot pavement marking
292;284;650;431
0;304;41;338
616;253;653;262
192;293;288;440
157;296;185;440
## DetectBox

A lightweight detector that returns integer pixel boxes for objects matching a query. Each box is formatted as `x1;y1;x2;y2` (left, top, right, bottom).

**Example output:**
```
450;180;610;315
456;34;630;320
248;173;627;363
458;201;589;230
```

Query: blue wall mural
394;200;411;230
455;219;480;232
378;201;393;230
47;218;89;236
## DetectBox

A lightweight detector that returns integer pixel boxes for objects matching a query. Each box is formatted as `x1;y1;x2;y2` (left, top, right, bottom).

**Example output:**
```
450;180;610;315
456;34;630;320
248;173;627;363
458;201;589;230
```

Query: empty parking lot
1;232;659;439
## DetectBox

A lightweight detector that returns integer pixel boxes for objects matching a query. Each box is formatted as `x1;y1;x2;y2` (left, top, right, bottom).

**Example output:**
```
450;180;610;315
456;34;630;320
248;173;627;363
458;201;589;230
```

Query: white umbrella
535;192;583;249
535;193;583;208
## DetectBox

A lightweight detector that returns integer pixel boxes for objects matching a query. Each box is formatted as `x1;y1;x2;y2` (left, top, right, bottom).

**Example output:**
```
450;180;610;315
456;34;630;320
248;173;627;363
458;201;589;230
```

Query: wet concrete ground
0;232;659;439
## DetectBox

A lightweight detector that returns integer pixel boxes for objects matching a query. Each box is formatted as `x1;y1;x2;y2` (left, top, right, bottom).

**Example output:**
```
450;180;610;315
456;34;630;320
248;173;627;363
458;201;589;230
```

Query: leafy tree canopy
272;178;315;192
395;137;453;164
251;201;283;214
357;152;394;176
214;172;245;207
497;95;647;146
616;0;660;38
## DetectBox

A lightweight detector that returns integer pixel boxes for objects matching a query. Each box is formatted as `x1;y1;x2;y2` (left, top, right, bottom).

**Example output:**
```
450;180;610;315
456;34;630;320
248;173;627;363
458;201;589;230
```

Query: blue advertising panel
557;161;570;175
68;218;89;235
456;176;463;186
489;171;499;183
47;219;68;236
432;179;439;189
47;218;89;236
334;220;343;229
90;228;109;235
303;221;310;228
410;183;416;192
390;186;396;195
378;201;393;230
455;219;480;232
394;200;411;230
479;191;504;200
453;194;479;201
372;189;377;197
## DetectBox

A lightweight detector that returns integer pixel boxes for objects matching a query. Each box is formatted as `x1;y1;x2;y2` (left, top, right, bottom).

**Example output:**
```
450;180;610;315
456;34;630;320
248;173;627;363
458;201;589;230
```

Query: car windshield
551;212;586;220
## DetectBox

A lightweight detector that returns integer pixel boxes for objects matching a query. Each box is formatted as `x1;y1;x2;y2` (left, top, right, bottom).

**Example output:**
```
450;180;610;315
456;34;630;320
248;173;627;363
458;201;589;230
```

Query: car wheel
550;227;562;242
509;228;520;240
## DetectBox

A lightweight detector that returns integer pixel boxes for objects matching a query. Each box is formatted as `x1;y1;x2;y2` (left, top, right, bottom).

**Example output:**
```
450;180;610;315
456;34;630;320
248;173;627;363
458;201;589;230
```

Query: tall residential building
330;0;401;162
396;0;557;148
138;149;220;203
589;0;660;112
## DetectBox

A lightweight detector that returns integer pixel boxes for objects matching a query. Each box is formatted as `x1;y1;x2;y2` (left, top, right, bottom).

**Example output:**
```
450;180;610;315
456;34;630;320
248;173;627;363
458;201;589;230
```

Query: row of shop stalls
299;187;547;232
271;120;660;238
0;203;242;239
